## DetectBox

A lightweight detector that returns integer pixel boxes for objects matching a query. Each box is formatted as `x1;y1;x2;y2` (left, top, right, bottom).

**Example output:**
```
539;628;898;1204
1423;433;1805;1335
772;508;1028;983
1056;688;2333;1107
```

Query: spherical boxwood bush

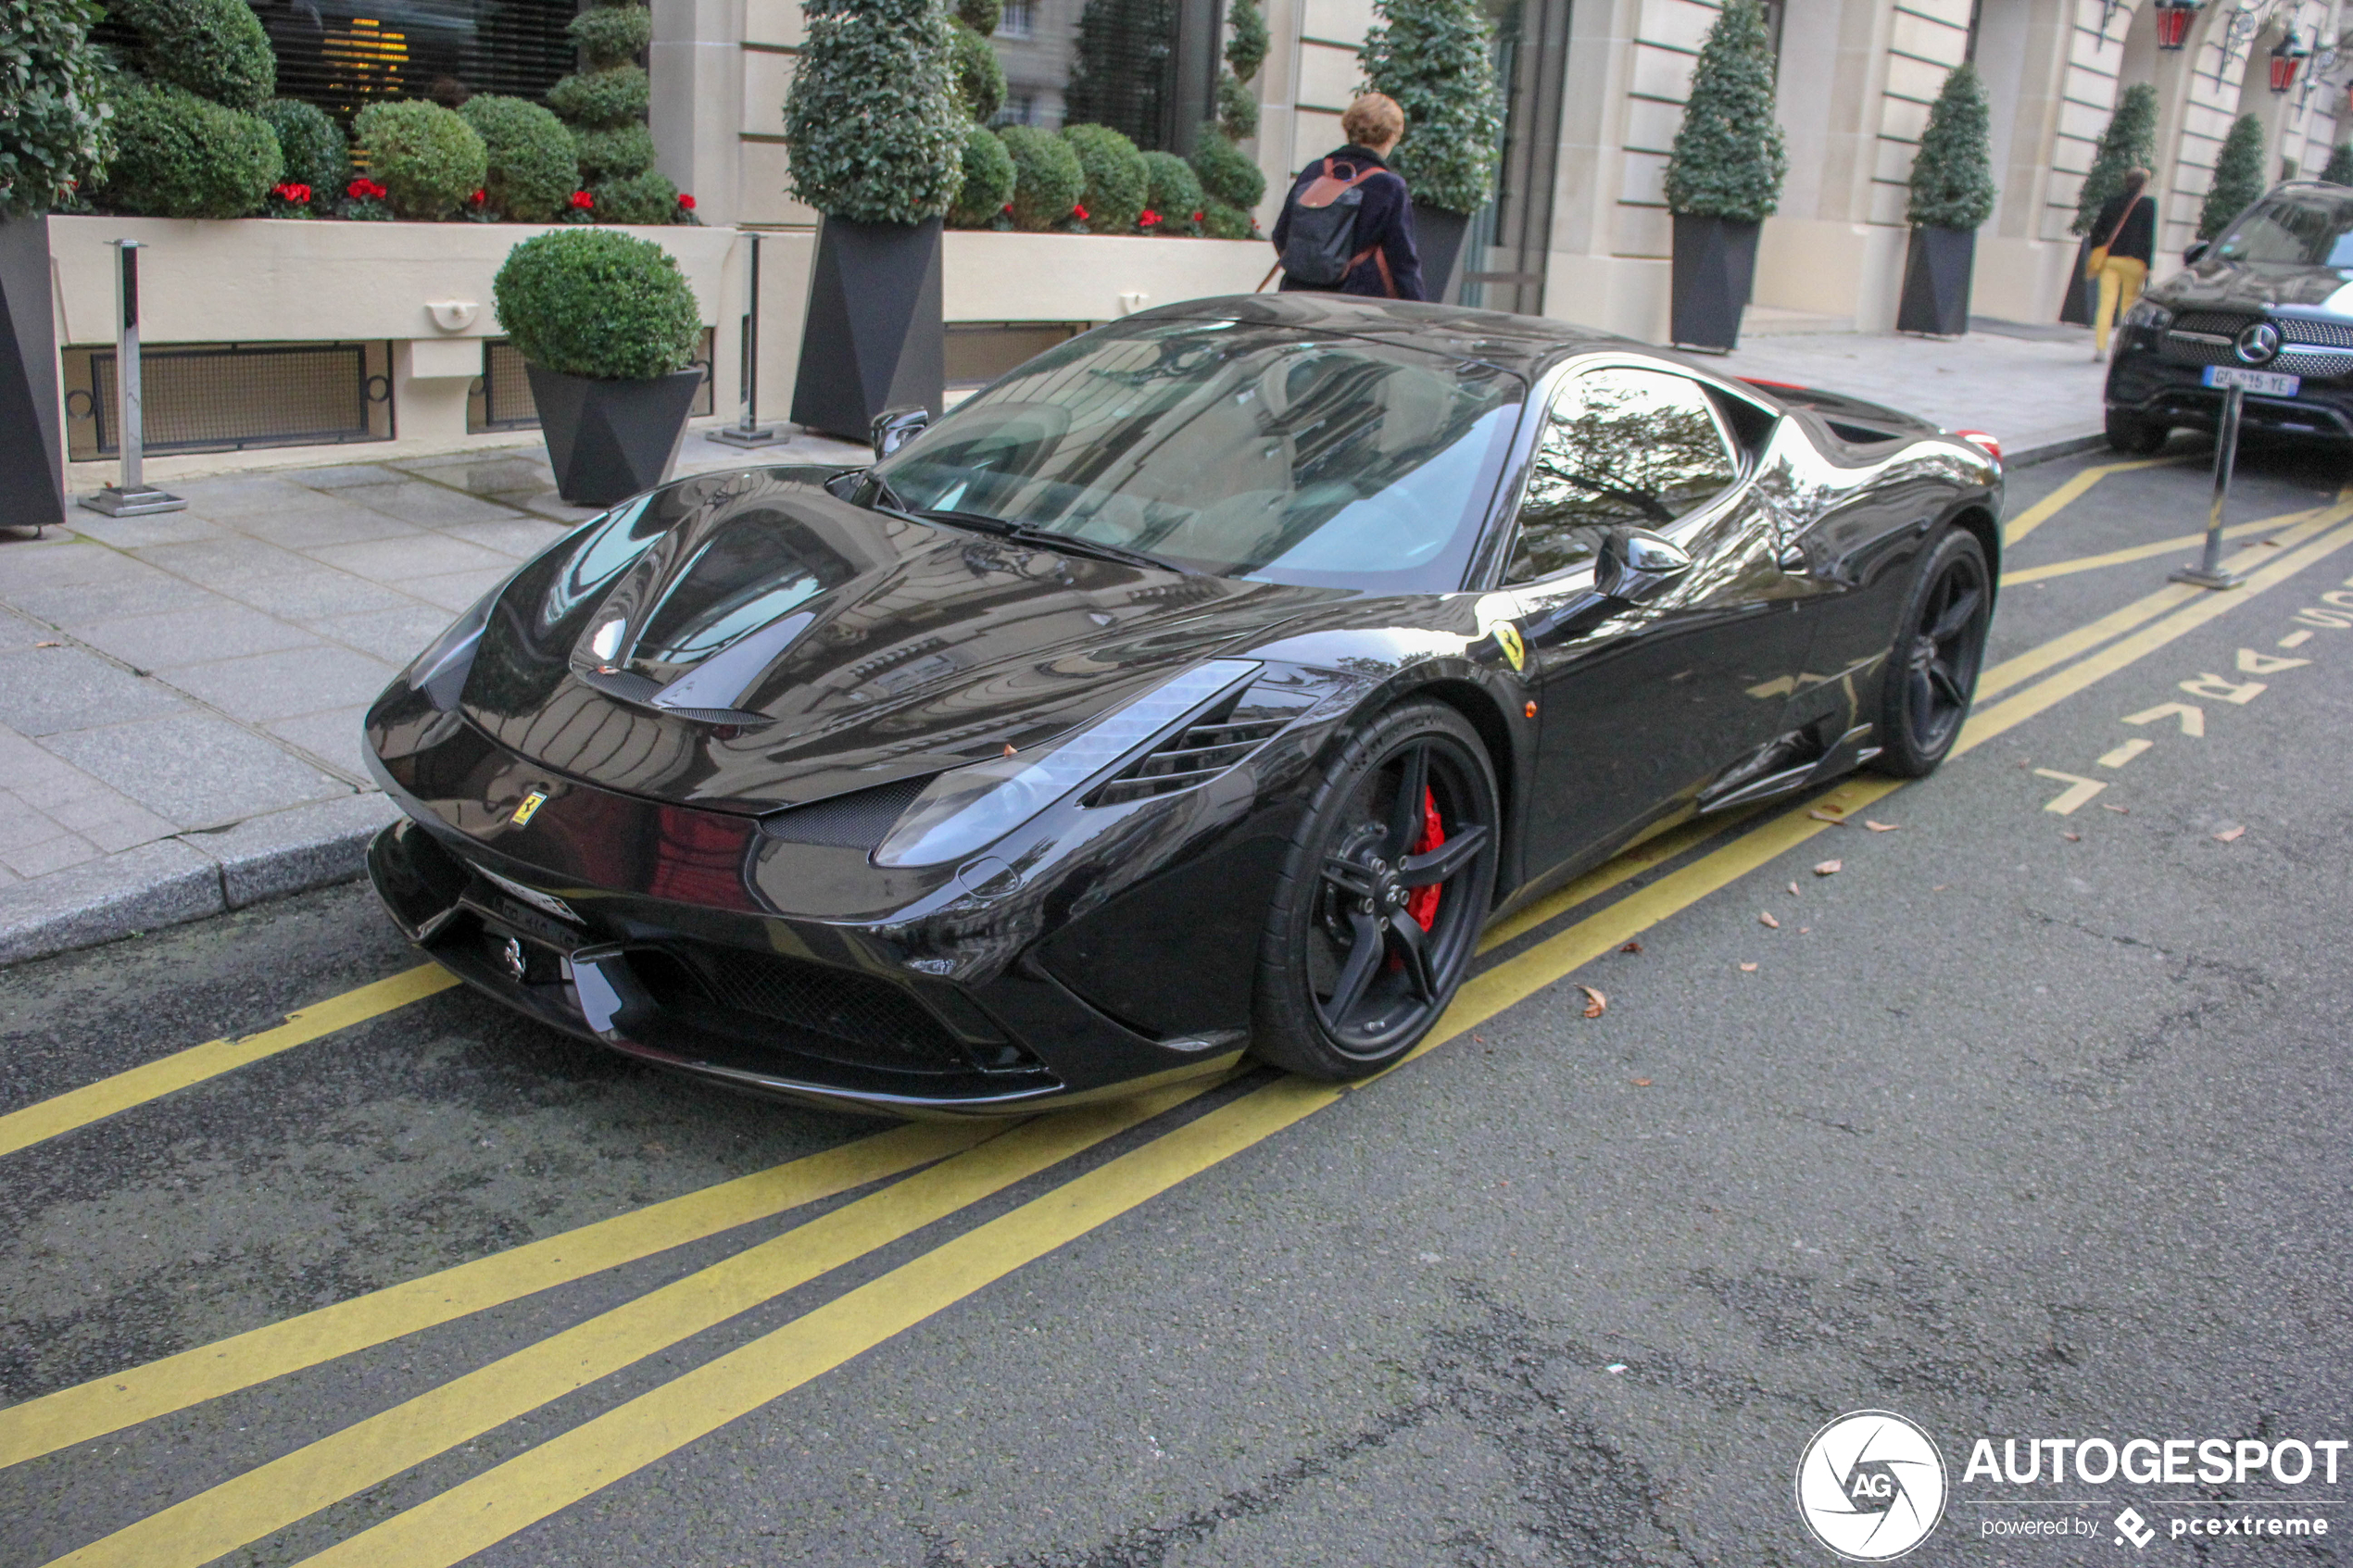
590;167;682;224
948;121;1015;226
458;95;576;221
1189;128;1264;211
569;3;652;69
259;98;347;194
1214;70;1258;141
1062;122;1147;232
950;21;1005;123
113;0;273;113
1139;150;1202;232
955;0;1001;34
1200;198;1255;240
999;124;1084;231
547;64;649;131
784;0;963;223
101;80;280;219
1;0;118;218
352;99;485;220
573;120;657;185
494;228;700;381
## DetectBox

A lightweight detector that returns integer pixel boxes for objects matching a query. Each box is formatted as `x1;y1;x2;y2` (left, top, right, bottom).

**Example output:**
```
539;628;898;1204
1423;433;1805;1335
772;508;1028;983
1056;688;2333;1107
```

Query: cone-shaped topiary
950;21;1006;122
1140;149;1201;232
2323;142;2353;185
3;0;117;217
1063;121;1147;232
259;99;346;194
111;0;273;113
1226;0;1268;84
459;95;576;221
999;122;1083;229
948;120;1014;225
1189;126;1264;211
494;228;700;380
99;79;279;218
2200;113;2268;240
1906;61;1996;230
785;0;964;223
2072;82;2156;235
1664;0;1783;221
1064;0;1175;149
353;98;486;220
1359;0;1503;216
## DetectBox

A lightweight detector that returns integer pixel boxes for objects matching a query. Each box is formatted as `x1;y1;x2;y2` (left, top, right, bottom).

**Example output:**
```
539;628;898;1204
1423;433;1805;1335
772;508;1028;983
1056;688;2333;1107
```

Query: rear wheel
1252;701;1500;1079
1873;529;1991;778
2105;408;2168;455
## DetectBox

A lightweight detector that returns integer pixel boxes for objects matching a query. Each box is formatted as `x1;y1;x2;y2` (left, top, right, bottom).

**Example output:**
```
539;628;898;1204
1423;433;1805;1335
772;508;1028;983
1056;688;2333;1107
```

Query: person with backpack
2087;168;2157;360
1269;93;1427;301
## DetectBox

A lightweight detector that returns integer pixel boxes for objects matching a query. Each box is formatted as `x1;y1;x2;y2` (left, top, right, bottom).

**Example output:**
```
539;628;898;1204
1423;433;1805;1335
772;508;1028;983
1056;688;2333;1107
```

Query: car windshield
873;317;1526;592
2215;189;2353;267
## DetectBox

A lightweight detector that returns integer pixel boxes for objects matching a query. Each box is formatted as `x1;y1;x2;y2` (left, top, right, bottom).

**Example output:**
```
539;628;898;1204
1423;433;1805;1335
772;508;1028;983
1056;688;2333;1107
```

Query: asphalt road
4;440;2351;1568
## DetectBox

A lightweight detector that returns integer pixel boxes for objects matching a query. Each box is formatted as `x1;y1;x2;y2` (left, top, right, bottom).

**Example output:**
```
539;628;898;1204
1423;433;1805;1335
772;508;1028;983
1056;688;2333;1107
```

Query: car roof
1135;293;1650;377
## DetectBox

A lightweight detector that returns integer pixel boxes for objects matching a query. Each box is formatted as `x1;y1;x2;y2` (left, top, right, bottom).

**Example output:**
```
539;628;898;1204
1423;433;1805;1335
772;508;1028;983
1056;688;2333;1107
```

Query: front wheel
2105;408;2168;455
1251;701;1501;1080
1873;528;1991;778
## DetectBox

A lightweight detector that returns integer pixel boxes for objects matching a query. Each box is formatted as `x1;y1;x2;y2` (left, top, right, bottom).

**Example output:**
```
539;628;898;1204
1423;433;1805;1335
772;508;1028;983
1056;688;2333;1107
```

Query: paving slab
1717;326;2107;457
436;517;574;559
73;604;322;671
267;706;375;781
331;479;524;528
232;498;423;549
217;569;420;621
159;646;398;723
0;646;186;735
62;510;232;549
311;602;457;665
40;712;349;830
173;472;346;518
2;569;227;627
407;567;512;611
305;532;516;582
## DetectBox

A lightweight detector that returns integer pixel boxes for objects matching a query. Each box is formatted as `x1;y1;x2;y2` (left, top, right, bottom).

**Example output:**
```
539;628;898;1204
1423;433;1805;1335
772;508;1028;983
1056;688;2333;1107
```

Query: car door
1504;364;1816;878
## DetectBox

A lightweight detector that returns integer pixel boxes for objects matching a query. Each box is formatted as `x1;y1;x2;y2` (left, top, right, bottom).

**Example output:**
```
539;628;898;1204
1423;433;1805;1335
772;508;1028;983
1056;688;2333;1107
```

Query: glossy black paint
364;294;2001;1116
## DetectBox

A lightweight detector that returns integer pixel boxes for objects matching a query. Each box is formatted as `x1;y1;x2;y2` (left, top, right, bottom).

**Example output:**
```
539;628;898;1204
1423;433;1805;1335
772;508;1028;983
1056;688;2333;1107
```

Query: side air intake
1084;696;1289;808
760;773;936;848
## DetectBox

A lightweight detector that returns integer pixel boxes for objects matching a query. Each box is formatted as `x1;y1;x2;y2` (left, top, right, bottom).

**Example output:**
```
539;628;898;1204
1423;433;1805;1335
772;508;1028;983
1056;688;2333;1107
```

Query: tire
1251;700;1501;1080
2105;408;2167;455
1873;528;1992;779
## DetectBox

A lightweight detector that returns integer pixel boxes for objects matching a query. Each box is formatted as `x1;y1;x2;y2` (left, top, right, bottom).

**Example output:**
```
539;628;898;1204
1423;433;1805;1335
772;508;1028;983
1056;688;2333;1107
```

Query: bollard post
709;231;780;447
2170;379;2248;590
79;239;185;517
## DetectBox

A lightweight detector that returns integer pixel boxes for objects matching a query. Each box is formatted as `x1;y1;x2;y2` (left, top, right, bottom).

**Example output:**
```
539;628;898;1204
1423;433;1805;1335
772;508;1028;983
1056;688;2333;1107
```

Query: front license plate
2203;365;2300;396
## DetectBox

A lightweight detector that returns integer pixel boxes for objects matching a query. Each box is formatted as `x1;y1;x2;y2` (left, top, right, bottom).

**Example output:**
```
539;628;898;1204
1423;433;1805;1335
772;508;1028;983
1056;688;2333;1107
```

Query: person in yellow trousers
2088;168;2157;360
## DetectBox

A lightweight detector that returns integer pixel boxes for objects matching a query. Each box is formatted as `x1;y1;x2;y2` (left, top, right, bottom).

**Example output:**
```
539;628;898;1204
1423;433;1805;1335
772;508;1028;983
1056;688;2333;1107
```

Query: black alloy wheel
2104;408;2169;456
1252;701;1500;1079
1875;528;1991;777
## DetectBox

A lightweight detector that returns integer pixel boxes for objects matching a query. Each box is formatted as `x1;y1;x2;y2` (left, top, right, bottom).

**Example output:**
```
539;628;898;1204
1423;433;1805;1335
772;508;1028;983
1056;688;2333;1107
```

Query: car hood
460;470;1341;812
2153;259;2353;316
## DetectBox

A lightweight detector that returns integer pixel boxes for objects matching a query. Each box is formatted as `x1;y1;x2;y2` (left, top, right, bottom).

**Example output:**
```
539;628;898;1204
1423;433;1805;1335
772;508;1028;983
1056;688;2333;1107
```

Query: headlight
402;586;503;712
872;660;1262;868
2122;298;2173;331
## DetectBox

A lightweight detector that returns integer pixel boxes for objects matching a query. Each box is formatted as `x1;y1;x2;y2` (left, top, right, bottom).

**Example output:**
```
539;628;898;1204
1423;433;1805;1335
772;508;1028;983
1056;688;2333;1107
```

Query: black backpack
1278;158;1400;295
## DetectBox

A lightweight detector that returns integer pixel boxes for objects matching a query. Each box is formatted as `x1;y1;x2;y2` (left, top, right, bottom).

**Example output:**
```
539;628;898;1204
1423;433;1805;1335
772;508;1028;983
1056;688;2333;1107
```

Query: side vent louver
1084;696;1288;808
761;773;936;848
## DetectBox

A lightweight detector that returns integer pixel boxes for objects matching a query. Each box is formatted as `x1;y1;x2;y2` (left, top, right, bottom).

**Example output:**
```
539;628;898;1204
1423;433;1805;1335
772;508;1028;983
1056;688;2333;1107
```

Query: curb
2004;426;2108;470
0;794;400;968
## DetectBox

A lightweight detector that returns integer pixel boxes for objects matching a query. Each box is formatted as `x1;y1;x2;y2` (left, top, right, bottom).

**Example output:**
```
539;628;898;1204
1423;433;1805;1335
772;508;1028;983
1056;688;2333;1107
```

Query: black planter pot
791;215;944;441
1896;225;1975;336
0;214;66;533
2059;233;2095;325
1415;206;1473;304
1669;214;1761;352
524;363;706;507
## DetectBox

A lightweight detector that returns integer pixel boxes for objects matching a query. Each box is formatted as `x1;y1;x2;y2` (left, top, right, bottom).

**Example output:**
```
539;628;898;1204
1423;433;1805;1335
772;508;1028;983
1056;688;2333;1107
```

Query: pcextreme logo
1795;1410;1951;1561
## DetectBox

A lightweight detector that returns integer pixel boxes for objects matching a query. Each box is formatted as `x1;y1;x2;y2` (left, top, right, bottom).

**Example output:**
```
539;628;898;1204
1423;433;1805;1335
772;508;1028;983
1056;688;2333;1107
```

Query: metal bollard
709;231;780;447
2170;380;2246;590
79;239;185;517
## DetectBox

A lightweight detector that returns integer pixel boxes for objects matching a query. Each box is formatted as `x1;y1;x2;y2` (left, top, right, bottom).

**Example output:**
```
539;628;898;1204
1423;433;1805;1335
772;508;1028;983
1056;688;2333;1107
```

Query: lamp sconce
426;300;479;332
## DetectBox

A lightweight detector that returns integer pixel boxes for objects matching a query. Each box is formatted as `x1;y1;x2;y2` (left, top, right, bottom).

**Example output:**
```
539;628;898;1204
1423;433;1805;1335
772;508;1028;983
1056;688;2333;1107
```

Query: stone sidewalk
0;319;2113;966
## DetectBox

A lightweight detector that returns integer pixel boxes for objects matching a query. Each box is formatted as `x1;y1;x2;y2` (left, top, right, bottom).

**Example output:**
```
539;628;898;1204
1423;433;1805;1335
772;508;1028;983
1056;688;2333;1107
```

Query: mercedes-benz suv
2104;181;2353;453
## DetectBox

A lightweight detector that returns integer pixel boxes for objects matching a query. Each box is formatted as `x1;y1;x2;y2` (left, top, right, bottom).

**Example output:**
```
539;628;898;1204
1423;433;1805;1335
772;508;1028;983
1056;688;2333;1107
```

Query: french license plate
2203;365;2300;396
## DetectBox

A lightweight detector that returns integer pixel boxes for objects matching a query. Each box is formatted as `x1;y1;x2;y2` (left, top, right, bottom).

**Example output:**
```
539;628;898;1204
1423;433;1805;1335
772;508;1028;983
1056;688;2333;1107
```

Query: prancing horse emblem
1493;621;1527;671
511;788;548;826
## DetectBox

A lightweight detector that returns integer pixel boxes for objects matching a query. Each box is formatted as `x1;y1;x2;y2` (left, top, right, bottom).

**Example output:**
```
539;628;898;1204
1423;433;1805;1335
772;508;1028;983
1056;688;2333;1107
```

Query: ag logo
1794;1410;1947;1561
2234;320;2282;365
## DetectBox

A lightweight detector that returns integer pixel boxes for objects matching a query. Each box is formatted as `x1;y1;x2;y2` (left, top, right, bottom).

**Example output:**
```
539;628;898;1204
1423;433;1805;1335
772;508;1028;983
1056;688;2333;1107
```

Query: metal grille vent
2281;319;2353;348
761;775;935;848
1084;698;1286;807
663;948;972;1072
2170;311;2258;337
66;342;389;458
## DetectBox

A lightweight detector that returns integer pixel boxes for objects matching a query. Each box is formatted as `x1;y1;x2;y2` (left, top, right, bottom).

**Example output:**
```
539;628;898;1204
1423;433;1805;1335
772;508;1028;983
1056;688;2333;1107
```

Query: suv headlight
873;660;1262;868
2122;298;2173;331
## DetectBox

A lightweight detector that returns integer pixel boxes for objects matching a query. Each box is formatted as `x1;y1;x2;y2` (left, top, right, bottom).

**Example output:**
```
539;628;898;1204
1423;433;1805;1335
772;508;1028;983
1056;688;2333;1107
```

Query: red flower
676;192;696;209
1190;209;1204;222
469;187;486;205
271;182;311;203
1073;204;1088;220
570;189;595;209
1001;202;1013;213
1138;207;1161;227
347;177;388;200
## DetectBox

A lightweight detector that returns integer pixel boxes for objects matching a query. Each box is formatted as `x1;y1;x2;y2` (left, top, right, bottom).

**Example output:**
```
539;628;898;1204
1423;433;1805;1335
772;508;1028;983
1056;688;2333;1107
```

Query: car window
2214;190;2353;266
1504;368;1741;583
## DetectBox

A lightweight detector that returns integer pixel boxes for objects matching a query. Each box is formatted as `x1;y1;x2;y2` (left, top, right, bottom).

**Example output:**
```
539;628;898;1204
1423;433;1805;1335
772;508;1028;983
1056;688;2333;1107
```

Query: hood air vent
1084;694;1289;808
761;773;937;847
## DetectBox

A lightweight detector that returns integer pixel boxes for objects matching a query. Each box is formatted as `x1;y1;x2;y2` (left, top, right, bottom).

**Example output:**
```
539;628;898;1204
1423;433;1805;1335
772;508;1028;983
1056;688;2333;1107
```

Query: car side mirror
870;406;930;459
2184;240;2210;266
1594;527;1693;602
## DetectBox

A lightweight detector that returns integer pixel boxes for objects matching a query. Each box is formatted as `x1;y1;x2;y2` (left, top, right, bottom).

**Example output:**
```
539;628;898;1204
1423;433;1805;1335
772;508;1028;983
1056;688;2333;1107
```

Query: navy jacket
1270;144;1426;302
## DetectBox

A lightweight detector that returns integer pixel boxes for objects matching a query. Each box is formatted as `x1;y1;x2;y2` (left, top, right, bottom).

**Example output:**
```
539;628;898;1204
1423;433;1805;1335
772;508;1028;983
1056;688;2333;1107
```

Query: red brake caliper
1404;786;1443;931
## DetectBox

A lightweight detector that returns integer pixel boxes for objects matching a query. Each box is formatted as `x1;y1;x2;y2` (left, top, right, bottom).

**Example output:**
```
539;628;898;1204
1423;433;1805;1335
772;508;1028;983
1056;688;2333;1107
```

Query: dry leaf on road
34;641;61;648
1758;911;1780;929
1739;961;1759;972
1865;821;1900;833
2101;803;2130;814
1630;1077;1652;1087
1807;809;1848;825
2214;825;2246;843
1813;859;1842;876
1787;880;1800;896
1579;985;1607;1018
1619;941;1642;954
2062;832;2081;842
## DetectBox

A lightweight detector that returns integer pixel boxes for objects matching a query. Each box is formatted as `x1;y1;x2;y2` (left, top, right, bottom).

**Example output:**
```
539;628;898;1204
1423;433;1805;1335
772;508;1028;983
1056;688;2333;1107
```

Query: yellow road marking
1477;810;1753;954
0;1120;994;1469
45;1086;1218;1568
2032;769;2106;814
2123;701;2204;736
2002;456;2184;546
0;965;457;1161
2098;738;2153;769
2002;509;2320;586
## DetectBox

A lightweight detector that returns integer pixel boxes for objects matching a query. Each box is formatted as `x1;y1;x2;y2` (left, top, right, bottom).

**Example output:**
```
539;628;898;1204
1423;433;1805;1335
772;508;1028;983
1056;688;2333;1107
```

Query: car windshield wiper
999;522;1199;576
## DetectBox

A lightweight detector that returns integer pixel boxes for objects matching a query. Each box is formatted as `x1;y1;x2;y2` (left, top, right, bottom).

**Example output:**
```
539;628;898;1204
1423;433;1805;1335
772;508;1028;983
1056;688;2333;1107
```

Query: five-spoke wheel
1878;529;1991;777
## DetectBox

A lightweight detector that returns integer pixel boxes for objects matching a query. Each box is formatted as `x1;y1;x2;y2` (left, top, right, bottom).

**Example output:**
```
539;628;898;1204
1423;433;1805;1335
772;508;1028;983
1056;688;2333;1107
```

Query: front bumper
2107;324;2353;441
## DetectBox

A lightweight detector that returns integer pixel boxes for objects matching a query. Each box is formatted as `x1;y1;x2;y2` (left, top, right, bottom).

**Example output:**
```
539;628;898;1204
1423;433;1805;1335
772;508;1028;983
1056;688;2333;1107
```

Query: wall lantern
2155;0;2203;51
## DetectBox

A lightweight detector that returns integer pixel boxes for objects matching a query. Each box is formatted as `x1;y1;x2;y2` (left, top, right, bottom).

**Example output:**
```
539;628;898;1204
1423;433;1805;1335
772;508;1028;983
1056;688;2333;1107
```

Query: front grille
2272;349;2353;380
2282;318;2353;347
639;947;975;1072
2159;331;2239;366
761;774;934;848
2171;311;2258;337
1085;703;1288;807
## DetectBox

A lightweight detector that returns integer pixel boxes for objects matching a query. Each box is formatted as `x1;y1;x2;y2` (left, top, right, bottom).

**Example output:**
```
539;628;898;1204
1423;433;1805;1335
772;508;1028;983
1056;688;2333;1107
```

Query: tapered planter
1896;225;1975;336
1415;206;1473;304
2058;233;2095;325
1669;214;1761;352
0;215;67;533
524;363;705;507
792;215;944;441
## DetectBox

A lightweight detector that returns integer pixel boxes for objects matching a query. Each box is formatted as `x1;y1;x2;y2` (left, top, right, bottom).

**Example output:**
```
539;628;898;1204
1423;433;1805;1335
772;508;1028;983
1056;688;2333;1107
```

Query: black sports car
2106;181;2353;452
363;295;2002;1115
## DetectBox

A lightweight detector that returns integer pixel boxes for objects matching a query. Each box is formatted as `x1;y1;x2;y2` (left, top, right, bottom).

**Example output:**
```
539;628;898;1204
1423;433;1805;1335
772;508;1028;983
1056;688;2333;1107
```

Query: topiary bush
1906;61;1995;231
259;98;347;194
1360;0;1503;216
2072;82;2156;235
100;79;279;218
1200;197;1254;239
1214;70;1257;141
573;120;656;184
2323;142;2353;186
494;228;700;380
548;1;665;219
570;3;652;68
947;121;1015;226
1665;0;1782;221
111;0;273;112
353;98;486;220
950;22;1006;123
955;0;1000;32
998;122;1083;230
547;65;650;130
1226;0;1268;83
1140;149;1201;232
1189;127;1264;211
786;0;964;223
2201;113;2268;240
591;166;682;224
1061;122;1146;232
1;0;117;218
459;95;575;221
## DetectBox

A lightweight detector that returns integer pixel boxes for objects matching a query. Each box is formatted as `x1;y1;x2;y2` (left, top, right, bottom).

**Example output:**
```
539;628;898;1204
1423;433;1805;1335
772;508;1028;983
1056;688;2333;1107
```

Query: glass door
1458;0;1569;314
